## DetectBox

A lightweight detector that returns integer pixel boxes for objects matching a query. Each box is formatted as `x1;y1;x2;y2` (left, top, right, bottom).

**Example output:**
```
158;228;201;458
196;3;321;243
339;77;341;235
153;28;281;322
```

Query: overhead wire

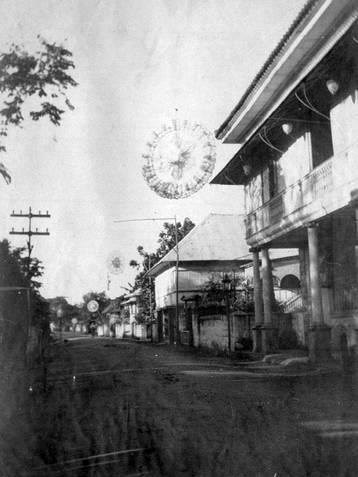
224;173;239;185
258;127;284;154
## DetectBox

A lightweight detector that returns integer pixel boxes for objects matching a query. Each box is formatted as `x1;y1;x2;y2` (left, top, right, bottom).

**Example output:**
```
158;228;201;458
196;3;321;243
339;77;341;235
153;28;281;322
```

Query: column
261;247;278;354
250;247;263;352
353;205;358;284
262;247;273;325
307;224;323;325
348;197;358;361
307;223;331;361
298;246;309;347
353;205;358;357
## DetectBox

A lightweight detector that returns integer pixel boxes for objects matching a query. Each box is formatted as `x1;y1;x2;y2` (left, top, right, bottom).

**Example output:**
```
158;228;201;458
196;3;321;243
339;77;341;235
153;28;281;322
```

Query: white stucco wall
155;259;300;311
155;266;223;309
199;316;228;351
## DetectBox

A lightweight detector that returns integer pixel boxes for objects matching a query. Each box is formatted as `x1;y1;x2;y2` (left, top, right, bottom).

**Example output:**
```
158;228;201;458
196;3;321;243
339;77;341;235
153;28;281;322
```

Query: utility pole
10;207;50;276
174;216;179;345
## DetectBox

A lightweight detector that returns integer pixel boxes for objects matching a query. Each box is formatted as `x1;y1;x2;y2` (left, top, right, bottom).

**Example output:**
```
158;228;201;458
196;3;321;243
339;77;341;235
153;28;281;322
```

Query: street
6;335;358;476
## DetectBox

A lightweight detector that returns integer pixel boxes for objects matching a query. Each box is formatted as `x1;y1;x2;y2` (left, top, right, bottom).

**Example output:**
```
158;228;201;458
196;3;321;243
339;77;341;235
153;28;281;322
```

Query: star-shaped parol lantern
142;120;216;199
106;251;123;275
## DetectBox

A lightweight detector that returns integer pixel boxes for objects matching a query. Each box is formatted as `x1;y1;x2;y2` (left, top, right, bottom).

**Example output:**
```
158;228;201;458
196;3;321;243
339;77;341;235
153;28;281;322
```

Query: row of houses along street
100;0;358;368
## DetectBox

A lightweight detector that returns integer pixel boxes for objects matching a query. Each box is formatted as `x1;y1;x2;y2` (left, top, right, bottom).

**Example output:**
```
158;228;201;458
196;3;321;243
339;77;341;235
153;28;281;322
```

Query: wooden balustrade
246;158;333;239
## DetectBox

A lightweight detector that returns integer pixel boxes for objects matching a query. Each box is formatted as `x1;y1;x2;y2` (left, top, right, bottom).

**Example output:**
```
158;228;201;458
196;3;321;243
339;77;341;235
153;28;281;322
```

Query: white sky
0;0;306;303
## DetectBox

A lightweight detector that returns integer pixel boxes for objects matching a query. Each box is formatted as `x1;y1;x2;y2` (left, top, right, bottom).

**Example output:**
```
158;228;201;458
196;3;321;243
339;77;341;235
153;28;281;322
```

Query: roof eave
217;0;358;145
147;260;176;278
148;258;253;278
210;152;245;185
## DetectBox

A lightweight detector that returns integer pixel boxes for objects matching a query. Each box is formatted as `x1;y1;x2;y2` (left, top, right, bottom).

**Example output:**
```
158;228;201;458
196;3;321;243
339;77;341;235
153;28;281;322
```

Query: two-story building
149;213;300;348
212;0;358;361
118;289;150;340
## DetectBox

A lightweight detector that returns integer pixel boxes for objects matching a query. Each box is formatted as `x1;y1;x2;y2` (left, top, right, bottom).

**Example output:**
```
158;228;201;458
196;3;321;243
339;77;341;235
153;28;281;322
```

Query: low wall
195;312;298;352
114;323;150;340
97;324;109;337
133;324;148;340
123;323;131;336
115;323;124;338
194;313;253;352
199;315;229;351
74;323;88;333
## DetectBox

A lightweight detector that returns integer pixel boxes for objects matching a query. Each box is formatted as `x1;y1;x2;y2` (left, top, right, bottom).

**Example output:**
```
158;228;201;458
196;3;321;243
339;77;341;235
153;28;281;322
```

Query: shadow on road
2;337;358;476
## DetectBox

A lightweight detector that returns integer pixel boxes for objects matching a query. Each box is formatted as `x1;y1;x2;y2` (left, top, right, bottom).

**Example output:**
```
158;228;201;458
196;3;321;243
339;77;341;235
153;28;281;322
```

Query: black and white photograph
0;0;357;475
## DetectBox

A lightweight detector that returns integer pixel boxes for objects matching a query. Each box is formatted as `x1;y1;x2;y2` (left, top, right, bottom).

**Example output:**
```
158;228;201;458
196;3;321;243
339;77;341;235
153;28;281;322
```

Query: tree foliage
0;239;48;332
82;291;111;311
47;296;81;329
0;38;77;183
129;218;195;322
0;239;43;289
199;273;255;316
80;291;111;323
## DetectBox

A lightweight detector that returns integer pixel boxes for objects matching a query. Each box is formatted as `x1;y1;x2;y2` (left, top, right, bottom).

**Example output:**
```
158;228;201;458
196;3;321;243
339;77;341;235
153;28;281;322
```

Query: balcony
246;157;335;242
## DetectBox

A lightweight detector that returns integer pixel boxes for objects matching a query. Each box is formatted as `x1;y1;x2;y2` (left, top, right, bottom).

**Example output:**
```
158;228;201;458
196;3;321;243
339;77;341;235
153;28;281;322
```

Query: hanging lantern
242;163;252;176
106;251;123;275
142;120;216;199
326;79;339;95
282;123;293;135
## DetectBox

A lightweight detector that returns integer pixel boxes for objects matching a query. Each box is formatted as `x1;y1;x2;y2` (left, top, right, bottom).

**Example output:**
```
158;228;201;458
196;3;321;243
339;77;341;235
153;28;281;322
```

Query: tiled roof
152;214;249;264
148;214;298;277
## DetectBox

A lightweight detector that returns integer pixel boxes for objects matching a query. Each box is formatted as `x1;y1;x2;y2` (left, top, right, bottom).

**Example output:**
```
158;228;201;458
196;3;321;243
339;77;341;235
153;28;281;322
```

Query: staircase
283;294;304;314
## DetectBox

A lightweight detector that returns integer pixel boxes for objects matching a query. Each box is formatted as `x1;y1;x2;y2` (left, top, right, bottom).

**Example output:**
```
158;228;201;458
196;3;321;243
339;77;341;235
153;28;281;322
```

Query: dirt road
7;335;358;476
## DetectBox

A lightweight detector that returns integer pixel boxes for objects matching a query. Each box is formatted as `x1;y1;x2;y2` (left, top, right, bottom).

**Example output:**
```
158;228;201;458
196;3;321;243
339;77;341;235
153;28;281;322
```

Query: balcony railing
246;158;333;238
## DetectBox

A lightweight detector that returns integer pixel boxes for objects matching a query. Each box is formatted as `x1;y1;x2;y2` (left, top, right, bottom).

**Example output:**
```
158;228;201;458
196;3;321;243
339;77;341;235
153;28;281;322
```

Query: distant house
102;297;123;337
148;213;300;351
118;289;150;340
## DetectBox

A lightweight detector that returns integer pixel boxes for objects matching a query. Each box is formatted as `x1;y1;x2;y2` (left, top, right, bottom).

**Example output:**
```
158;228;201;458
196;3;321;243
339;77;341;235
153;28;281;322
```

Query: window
309;111;333;168
245;173;262;212
262;162;276;203
280;274;300;290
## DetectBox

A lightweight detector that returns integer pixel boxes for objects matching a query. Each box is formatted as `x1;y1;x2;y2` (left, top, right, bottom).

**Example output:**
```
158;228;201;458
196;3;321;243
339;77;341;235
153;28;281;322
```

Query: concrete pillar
299;247;309;307
250;247;263;352
298;246;309;346
262;247;273;325
307;223;331;361
353;206;358;284
261;247;278;354
308;224;324;325
353;204;358;362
